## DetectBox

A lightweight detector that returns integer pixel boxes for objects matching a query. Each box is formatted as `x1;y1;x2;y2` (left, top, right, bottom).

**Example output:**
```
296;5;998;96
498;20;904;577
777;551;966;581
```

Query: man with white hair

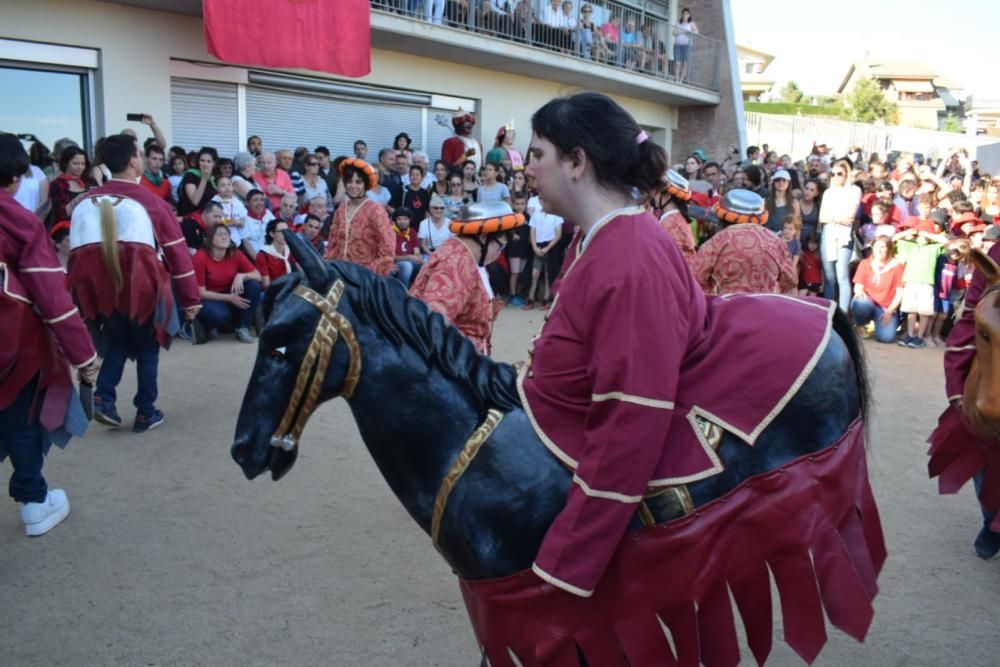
411;151;435;189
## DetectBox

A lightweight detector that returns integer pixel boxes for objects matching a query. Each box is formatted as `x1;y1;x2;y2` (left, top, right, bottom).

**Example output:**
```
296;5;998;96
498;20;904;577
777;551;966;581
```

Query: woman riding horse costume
231;93;886;666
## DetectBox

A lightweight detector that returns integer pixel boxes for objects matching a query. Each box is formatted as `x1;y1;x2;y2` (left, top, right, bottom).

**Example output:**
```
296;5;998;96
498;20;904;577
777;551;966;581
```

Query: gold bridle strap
431;409;505;554
270;280;363;452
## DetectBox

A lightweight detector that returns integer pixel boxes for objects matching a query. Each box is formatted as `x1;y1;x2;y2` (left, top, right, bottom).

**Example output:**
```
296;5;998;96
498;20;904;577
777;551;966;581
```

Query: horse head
230;232;361;481
966;248;1000;437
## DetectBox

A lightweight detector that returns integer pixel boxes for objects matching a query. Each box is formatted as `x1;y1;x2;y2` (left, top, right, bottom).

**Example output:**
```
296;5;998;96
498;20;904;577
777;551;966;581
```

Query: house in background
836;60;964;130
737;45;775;102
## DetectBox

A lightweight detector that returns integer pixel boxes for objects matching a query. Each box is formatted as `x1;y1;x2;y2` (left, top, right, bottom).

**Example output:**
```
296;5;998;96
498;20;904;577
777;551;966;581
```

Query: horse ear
970;249;1000;287
285;229;329;289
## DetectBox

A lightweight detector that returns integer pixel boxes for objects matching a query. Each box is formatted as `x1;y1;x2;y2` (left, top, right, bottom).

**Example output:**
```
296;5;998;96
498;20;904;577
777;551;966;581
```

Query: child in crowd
798;232;822;297
894;220;948;348
524;194;563;310
505;193;532;307
929;238;971;346
391;207;422;287
781;216;801;275
212;175;247;236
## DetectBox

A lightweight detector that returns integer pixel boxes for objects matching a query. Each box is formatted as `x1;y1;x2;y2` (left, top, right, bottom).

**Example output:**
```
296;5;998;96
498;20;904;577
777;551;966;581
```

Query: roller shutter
245;86;423;159
170;78;240;158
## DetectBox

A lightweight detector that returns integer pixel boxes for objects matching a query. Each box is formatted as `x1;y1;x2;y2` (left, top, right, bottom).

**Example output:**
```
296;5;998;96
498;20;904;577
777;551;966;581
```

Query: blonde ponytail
99;198;124;295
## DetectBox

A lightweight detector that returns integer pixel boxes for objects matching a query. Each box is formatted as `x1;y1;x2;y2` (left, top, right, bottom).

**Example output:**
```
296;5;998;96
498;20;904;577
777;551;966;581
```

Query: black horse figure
232;233;880;665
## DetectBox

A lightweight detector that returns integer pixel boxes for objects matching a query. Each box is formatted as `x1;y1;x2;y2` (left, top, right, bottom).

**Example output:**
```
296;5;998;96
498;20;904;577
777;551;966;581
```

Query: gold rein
269;280;362;452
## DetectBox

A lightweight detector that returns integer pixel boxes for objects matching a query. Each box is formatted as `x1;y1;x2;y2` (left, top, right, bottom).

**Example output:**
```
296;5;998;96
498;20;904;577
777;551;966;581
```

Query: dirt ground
2;307;999;666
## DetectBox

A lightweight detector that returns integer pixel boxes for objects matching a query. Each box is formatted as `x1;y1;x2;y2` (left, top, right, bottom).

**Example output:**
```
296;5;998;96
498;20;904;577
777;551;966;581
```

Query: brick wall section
671;0;740;165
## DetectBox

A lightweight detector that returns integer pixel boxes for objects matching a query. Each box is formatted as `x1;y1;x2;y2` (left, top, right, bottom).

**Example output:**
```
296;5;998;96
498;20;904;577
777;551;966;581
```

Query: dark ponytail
531;92;668;203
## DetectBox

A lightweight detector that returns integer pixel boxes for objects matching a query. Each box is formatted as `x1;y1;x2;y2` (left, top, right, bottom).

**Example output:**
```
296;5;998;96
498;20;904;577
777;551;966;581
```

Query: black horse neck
340;310;491;535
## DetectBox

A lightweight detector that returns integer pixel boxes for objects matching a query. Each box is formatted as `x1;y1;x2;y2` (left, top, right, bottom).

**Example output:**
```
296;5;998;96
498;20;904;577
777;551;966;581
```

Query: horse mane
327;261;521;414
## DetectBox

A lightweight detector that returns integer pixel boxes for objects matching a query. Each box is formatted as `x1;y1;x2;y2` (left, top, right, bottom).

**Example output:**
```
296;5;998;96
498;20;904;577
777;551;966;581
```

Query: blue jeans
0;379;48;503
95;313;160;418
575;28;593;59
850;297;898;343
198;279;263;331
394;259;419;288
424;0;445;23
821;226;853;312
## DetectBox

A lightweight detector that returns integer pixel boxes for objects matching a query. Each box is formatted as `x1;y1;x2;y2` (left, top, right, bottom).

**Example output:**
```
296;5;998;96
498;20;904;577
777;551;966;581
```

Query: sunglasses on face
306;162;318;167
430;206;445;210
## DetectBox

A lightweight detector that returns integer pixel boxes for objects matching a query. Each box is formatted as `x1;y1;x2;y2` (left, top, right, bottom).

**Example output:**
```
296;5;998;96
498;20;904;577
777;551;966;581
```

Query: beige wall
3;0;678;157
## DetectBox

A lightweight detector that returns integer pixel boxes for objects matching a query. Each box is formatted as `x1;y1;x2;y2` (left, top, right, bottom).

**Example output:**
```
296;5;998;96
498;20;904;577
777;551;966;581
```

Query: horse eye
271;346;287;358
978;329;990;343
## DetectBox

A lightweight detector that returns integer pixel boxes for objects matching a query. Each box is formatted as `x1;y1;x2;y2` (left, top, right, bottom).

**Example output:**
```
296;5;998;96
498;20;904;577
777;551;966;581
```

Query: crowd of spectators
13;109;993;351
375;0;700;83
674;141;990;349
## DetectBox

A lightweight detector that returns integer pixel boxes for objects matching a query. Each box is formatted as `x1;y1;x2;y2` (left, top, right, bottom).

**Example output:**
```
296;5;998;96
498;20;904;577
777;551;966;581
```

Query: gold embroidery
431;409;504;553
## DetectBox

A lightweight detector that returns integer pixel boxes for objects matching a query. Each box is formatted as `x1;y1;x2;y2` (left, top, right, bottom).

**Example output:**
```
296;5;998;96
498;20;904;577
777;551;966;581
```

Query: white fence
744;112;1000;173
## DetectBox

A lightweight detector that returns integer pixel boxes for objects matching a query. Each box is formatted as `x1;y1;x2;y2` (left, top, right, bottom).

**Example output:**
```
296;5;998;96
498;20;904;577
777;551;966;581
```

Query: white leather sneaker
20;489;70;537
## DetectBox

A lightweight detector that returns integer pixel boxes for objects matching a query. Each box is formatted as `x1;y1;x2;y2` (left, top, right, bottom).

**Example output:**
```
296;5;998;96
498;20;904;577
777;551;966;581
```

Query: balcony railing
370;1;722;93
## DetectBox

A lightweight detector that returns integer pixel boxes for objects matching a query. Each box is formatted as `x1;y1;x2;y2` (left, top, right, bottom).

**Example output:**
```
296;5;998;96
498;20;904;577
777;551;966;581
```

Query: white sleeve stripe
947;394;963;402
162;237;185;247
73;352;99;369
173;270;195;279
592;391;675;410
530;564;593;598
44;307;79;324
945;345;976;352
22;266;65;273
572;474;643;503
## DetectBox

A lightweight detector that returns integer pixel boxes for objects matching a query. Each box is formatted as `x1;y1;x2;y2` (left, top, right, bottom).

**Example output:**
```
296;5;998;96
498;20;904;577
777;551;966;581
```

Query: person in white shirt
524;194;563;309
418;195;453;260
212;176;248;244
242;189;275;260
12;163;48;217
412;151;437;190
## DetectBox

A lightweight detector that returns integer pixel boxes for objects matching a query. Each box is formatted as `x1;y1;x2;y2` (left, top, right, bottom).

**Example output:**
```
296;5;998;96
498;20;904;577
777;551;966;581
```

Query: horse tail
831;306;870;425
99;198;124;295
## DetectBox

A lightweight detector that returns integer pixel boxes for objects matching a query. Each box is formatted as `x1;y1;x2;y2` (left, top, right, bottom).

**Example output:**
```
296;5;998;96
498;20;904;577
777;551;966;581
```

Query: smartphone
126;113;145;122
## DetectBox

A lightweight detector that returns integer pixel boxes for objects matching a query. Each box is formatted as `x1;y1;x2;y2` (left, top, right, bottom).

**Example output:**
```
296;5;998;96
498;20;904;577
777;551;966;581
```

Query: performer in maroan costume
459;92;885;663
323;158;395;276
652;169;697;263
68;134;201;432
690;189;797;295
409;200;524;355
929;241;1000;558
441;109;482;172
0;133;99;536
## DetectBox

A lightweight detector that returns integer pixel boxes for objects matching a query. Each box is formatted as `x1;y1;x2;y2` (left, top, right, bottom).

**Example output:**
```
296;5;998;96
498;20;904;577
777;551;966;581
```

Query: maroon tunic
67;180;199;347
0;189;97;434
928;242;1000;529
519;208;837;597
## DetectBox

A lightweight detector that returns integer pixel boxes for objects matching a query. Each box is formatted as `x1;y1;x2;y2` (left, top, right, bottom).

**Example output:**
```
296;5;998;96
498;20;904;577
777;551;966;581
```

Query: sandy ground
2;307;999;666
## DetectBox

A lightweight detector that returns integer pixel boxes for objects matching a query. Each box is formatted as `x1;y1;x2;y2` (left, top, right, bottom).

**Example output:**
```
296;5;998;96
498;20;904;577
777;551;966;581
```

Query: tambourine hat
449;200;525;236
662;169;692;201
337;158;379;191
711;189;769;226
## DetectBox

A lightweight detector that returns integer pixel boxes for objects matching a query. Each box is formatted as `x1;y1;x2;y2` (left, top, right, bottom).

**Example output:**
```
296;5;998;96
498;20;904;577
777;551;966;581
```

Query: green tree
843;78;898;124
942;112;962;133
779;80;804;104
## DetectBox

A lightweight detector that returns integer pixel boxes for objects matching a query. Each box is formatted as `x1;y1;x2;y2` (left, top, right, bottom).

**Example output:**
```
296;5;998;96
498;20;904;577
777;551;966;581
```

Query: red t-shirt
394;226;419;257
140;173;173;204
853;258;905;308
254;248;295;280
193;249;255;294
799;249;822;284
